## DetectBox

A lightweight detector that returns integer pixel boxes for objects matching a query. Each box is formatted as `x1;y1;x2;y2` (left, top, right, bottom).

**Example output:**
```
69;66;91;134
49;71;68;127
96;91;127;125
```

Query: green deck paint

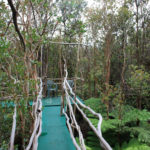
42;96;62;106
38;97;75;150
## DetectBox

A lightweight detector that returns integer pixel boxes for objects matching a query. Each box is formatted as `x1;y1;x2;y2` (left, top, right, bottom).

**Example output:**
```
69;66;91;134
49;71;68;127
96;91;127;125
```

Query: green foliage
85;131;102;150
0;105;13;147
110;105;150;144
84;98;107;115
111;105;150;123
120;126;150;146
84;97;150;149
127;65;150;108
128;65;150;95
115;139;150;150
76;137;101;150
0;38;10;61
0;0;150;148
102;119;121;132
58;0;87;40
0;2;10;31
0;141;9;150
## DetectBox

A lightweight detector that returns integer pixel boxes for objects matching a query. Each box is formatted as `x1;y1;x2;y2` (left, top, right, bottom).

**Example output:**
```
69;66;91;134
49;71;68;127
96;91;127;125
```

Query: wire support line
49;41;90;47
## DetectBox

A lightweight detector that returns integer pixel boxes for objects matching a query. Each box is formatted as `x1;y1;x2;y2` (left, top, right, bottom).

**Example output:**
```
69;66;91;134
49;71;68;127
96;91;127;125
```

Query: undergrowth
83;98;150;150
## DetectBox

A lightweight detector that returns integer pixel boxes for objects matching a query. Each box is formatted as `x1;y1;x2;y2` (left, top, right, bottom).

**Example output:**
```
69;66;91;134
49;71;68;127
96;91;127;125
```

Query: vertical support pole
74;43;80;101
59;44;64;116
60;88;65;116
73;43;80;133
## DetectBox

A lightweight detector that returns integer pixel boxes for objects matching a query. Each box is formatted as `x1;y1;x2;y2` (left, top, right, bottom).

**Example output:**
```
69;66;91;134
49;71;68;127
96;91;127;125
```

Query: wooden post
73;43;80;133
59;43;64;116
60;88;65;116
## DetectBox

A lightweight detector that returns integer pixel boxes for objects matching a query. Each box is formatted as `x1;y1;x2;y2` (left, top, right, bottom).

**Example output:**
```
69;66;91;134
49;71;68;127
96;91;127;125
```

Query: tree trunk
104;31;113;119
135;0;140;64
93;43;97;97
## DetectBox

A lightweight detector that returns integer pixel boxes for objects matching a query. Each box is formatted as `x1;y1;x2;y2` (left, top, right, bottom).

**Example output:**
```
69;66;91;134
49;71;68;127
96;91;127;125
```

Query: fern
85;131;102;150
122;139;150;150
122;108;150;123
125;126;150;144
84;98;150;149
75;137;102;150
115;139;150;150
84;98;107;116
110;105;150;124
101;119;121;132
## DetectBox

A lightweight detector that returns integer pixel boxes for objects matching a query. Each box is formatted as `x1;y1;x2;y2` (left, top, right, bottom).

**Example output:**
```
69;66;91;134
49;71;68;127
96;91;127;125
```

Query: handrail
25;78;43;150
62;60;112;150
9;105;17;150
63;73;86;150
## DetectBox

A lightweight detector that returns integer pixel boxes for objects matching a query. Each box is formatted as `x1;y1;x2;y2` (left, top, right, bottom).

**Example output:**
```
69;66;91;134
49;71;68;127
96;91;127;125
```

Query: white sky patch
86;0;100;8
86;0;98;6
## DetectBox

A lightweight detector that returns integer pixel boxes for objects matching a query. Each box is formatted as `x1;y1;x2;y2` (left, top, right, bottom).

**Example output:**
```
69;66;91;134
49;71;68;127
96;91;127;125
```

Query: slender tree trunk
93;43;97;97
121;26;126;95
104;31;112;119
141;17;145;63
59;44;64;116
42;45;49;97
135;0;140;64
88;50;91;97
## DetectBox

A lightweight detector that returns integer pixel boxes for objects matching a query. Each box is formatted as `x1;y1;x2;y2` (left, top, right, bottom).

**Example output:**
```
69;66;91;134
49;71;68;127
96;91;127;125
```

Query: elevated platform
38;96;75;150
42;95;84;107
42;96;62;106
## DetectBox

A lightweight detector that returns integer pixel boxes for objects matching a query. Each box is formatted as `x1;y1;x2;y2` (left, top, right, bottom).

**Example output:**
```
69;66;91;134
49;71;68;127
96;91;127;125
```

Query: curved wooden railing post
25;78;43;150
9;105;17;150
63;59;112;150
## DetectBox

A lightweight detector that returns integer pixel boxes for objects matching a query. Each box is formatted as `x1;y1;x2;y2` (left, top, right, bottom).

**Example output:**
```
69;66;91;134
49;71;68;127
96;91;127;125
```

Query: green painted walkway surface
38;96;75;150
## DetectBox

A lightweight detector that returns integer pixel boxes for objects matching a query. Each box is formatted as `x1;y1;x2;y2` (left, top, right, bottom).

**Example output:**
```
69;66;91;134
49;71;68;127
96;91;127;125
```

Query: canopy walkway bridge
8;54;112;149
34;61;112;150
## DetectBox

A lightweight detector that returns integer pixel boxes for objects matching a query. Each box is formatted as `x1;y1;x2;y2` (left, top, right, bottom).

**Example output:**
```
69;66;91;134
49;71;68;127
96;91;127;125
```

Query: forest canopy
0;0;150;150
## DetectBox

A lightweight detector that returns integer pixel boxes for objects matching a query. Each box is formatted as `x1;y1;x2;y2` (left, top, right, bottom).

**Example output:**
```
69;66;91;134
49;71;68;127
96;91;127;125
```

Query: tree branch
7;0;26;52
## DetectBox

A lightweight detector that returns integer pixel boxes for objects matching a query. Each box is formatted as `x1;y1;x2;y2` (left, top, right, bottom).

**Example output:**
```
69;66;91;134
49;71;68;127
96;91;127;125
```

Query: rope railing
25;78;43;150
63;61;112;150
